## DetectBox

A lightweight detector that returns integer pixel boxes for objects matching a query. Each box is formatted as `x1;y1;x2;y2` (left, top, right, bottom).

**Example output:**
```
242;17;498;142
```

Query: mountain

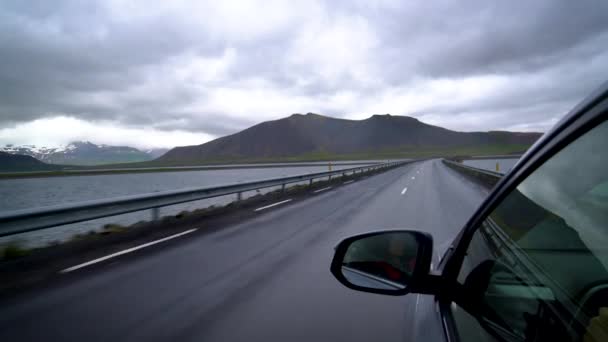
145;148;169;159
1;141;159;166
0;151;60;172
158;113;543;164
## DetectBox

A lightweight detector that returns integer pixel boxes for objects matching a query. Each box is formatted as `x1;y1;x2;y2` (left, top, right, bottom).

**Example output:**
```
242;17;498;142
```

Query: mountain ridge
0;151;60;172
158;113;542;164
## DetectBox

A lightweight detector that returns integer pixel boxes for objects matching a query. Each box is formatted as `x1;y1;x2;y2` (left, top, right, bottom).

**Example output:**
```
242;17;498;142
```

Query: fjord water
0;163;372;247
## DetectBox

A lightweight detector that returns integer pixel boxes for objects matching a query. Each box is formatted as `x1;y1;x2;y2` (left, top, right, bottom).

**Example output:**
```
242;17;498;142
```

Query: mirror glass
341;232;419;291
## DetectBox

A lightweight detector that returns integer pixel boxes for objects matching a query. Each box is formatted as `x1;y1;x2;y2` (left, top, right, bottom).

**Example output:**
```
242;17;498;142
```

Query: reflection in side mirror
330;230;433;296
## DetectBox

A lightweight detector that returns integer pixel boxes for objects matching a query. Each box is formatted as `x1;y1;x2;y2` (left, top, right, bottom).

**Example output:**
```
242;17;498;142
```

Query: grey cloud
0;0;607;141
374;1;608;78
0;0;223;124
416;99;574;133
149;113;257;136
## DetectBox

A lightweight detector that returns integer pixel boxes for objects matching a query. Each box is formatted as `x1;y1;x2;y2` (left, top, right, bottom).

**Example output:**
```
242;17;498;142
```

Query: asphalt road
0;159;489;342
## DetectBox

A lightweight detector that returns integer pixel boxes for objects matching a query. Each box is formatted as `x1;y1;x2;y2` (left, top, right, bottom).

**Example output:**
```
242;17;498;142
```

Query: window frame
437;82;608;342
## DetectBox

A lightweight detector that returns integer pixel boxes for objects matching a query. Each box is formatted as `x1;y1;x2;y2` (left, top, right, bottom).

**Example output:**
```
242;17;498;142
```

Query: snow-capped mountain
1;144;67;160
1;141;165;166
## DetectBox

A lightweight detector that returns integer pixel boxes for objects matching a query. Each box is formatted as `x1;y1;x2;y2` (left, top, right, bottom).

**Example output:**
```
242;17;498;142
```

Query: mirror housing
330;230;434;296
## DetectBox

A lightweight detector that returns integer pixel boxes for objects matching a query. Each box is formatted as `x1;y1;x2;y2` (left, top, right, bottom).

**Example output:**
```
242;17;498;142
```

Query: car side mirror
330;230;433;296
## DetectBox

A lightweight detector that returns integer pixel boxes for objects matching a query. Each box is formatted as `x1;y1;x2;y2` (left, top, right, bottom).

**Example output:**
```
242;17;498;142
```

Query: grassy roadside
142;143;530;166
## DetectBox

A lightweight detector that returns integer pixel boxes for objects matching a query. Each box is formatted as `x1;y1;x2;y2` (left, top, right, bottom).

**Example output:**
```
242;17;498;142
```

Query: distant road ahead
0;159;488;342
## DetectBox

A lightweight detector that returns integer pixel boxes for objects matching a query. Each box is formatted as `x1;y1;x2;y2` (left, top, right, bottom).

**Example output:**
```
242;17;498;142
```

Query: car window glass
452;303;502;342
454;119;608;342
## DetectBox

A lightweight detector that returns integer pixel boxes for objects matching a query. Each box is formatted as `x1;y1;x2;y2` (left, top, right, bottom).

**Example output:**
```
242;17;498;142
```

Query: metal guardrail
0;161;411;237
442;159;504;177
441;159;504;189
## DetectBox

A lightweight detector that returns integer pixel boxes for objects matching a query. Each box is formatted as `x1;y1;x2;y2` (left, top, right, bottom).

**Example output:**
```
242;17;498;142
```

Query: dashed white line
401;187;408;195
254;199;293;212
411;176;415;180
313;186;332;193
60;228;199;273
343;180;355;184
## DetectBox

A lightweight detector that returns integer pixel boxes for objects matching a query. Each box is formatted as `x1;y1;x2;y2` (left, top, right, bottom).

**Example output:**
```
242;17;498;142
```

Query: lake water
0;162;376;247
462;158;520;174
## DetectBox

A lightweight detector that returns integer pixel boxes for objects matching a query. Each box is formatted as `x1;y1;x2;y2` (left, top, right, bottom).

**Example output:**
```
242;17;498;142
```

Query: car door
441;85;608;342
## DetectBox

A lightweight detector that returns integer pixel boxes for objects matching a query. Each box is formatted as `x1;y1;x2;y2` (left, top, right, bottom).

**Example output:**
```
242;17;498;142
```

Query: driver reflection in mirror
385;236;417;281
343;233;418;286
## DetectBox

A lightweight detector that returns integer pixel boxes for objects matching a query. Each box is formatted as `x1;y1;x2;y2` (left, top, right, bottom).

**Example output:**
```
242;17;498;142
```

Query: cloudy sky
0;0;607;149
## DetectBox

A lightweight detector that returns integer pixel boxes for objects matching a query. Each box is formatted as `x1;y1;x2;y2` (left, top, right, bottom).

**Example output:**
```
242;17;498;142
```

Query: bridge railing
0;161;411;238
441;159;503;188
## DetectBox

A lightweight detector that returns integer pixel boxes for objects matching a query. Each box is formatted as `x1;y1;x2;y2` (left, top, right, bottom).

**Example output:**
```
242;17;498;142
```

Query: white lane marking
415;294;420;313
401;187;408;195
411;176;415;180
343;180;354;184
60;228;198;273
313;186;332;193
254;199;293;212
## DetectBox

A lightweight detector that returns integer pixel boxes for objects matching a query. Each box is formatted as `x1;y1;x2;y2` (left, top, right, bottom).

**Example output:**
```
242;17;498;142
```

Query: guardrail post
237;192;242;201
309;178;313;186
151;207;160;221
281;183;286;193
